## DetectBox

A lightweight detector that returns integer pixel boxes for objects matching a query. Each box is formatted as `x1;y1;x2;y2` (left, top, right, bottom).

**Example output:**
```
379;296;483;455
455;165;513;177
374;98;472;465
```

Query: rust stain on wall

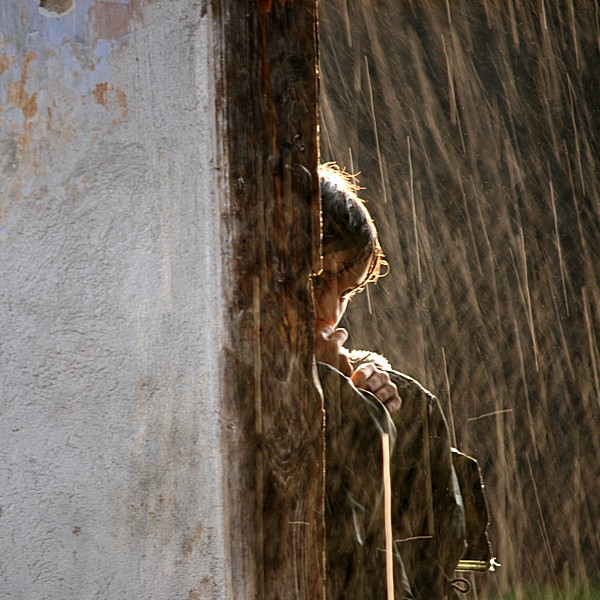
0;53;9;77
187;575;219;599
7;51;38;120
93;82;128;126
180;522;204;556
16;122;39;171
93;81;111;106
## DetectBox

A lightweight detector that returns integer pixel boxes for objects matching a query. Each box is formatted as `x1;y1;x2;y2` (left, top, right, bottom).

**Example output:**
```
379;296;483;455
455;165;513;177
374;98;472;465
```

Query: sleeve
318;361;415;600
386;368;469;599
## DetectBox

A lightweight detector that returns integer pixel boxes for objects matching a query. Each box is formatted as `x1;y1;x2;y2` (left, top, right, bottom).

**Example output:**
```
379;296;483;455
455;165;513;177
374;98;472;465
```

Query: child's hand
314;326;353;377
351;363;402;413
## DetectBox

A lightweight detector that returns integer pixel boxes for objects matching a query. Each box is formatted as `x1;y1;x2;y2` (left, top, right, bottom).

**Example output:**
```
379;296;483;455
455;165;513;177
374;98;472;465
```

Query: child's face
312;250;371;330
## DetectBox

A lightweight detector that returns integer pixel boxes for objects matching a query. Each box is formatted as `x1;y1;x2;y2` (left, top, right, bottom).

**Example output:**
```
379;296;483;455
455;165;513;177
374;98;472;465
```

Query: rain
319;1;599;598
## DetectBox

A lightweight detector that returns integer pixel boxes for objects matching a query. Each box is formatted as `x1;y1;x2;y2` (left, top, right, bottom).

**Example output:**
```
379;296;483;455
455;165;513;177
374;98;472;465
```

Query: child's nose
317;286;344;327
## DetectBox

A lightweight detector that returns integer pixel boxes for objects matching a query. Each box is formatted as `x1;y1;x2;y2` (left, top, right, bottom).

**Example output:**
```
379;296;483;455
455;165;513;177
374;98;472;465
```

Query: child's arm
314;327;402;413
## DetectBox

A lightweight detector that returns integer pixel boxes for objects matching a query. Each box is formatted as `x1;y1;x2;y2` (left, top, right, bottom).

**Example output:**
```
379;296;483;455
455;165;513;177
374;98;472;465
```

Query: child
313;164;401;413
315;163;493;599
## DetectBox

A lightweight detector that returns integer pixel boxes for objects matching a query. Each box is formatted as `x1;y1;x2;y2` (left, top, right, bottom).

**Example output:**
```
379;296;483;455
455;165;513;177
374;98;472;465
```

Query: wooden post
216;2;323;598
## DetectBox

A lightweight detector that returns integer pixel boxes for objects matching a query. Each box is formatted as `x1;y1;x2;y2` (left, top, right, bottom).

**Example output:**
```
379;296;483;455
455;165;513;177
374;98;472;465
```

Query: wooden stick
382;432;394;600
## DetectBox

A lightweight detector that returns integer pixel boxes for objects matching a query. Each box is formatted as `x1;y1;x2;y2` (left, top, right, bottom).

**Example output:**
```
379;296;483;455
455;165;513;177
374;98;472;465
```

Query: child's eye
311;271;338;289
311;274;325;289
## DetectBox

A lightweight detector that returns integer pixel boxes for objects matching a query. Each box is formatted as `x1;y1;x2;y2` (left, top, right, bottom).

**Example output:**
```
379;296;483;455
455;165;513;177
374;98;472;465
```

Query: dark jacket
320;354;493;599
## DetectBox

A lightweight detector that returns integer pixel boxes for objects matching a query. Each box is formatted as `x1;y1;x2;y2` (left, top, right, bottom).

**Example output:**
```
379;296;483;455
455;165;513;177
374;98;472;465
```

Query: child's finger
383;396;402;414
350;363;376;388
328;327;349;346
351;366;402;412
337;351;354;377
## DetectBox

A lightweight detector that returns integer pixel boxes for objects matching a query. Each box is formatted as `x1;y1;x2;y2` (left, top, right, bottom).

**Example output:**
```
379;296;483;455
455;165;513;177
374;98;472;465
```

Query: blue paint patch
29;1;94;47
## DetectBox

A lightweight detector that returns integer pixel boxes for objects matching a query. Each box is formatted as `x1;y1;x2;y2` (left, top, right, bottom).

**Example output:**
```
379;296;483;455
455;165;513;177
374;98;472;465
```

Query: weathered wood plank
216;1;323;597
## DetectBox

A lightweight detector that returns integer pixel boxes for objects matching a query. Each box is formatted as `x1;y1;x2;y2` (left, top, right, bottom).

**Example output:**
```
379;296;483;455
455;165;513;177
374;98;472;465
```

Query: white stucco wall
0;2;228;598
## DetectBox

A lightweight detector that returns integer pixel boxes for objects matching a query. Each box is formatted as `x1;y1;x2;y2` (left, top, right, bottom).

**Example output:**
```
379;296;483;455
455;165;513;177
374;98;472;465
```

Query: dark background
319;1;599;597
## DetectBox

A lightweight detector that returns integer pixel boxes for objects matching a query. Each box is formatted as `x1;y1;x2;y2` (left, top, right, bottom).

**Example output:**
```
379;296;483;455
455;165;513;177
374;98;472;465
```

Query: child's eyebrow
316;265;346;278
319;269;341;279
315;260;365;279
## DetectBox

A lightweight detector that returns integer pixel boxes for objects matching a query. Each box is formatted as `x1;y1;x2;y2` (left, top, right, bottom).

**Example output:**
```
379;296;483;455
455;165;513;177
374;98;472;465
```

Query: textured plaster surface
0;2;228;598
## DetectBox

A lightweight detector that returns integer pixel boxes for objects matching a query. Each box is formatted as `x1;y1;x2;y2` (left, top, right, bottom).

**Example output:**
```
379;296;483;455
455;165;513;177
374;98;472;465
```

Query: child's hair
318;162;386;292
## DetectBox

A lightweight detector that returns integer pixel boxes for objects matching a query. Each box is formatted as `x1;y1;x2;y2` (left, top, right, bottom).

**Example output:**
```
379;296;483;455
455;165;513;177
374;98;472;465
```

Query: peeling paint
39;0;75;17
1;135;19;174
7;51;38;120
89;0;143;45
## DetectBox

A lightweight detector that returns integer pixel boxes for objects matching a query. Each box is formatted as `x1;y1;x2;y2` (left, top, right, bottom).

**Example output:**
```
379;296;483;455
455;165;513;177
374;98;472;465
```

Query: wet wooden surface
217;1;323;598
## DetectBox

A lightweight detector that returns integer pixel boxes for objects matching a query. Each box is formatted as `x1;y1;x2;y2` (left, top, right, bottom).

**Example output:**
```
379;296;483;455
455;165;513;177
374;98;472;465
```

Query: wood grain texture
215;1;323;597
